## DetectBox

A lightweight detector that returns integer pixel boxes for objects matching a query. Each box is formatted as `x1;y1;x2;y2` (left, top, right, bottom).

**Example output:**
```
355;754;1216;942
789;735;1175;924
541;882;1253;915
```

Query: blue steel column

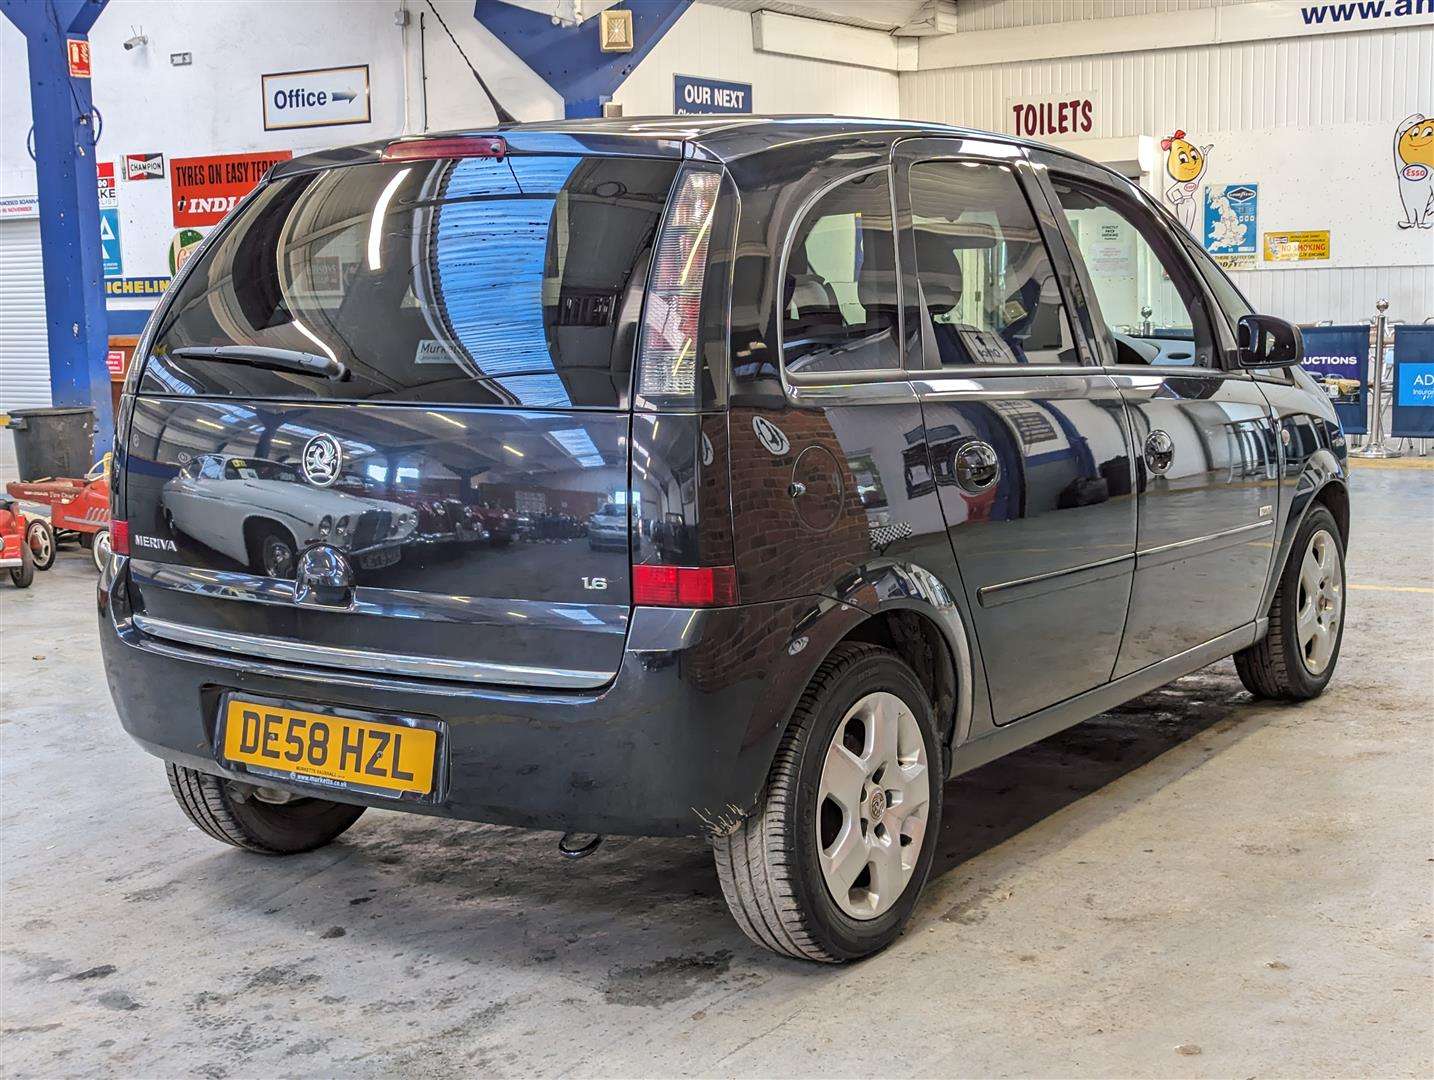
2;0;113;455
472;0;690;119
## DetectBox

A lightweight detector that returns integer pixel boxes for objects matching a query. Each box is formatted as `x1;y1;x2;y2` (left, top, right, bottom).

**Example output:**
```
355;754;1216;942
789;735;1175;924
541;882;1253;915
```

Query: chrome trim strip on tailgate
131;614;613;689
128;560;629;636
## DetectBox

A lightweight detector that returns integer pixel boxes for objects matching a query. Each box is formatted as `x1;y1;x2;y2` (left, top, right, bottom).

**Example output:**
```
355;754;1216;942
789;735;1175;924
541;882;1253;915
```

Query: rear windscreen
142;155;679;408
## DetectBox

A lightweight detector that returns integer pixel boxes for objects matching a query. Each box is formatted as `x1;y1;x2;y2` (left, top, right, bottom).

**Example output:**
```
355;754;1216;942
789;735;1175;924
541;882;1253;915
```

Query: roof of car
271;114;1030;178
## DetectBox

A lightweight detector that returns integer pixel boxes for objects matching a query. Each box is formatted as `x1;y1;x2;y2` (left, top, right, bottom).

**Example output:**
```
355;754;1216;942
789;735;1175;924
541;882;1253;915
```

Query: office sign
674;74;752;115
123;152;165;181
1390;325;1434;438
1300;325;1368;436
262;65;371;131
171;151;291;226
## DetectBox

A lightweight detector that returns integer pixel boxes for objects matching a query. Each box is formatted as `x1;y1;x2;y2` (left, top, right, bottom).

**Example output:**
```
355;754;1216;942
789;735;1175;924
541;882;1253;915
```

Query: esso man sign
262;65;371;131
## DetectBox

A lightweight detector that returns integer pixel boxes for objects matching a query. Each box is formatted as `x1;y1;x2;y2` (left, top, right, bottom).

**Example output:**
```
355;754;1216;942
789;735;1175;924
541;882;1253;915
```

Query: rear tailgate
121;146;680;687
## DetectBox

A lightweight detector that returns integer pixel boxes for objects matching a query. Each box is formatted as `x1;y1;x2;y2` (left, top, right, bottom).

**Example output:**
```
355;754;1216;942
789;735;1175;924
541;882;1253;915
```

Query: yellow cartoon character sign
1394;113;1434;229
1161;130;1212;234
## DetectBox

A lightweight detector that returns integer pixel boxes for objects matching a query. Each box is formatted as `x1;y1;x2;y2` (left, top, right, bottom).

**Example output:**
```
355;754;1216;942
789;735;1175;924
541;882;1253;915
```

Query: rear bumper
99;556;819;837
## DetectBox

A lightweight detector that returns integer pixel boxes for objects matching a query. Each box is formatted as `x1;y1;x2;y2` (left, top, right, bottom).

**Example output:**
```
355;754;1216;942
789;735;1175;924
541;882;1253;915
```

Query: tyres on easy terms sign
262;65;371;131
674;74;752;115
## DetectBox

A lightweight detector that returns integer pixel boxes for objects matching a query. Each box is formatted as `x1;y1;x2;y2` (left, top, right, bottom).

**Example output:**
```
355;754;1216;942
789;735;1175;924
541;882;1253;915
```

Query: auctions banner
1300;325;1368;436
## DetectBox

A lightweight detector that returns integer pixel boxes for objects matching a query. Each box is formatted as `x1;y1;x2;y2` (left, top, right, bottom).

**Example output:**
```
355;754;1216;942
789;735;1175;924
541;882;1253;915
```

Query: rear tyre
10;542;34;588
166;763;366;855
712;642;942;963
90;528;111;572
26;519;55;570
1234;505;1345;701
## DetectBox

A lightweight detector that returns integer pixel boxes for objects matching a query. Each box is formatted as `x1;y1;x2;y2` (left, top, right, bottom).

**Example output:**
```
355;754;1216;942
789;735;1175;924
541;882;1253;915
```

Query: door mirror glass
1237;314;1303;368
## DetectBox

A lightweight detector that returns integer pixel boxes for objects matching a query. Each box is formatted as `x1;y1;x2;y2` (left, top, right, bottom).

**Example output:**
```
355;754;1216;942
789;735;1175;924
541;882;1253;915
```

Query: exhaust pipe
558;832;603;859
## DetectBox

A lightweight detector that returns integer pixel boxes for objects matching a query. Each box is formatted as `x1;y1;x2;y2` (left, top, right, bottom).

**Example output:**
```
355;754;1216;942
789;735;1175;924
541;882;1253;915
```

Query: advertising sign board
1203;183;1257;270
99;207;123;278
1264;230;1330;262
171;151;291;226
1300;325;1368;435
1390;325;1434;438
124;153;165;181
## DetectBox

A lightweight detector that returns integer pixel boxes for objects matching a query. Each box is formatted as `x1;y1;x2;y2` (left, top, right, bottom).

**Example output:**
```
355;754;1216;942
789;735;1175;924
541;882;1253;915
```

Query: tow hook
558;832;603;859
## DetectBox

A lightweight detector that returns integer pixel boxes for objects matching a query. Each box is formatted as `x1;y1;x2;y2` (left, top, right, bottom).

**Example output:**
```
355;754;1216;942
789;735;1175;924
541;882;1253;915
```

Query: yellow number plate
221;699;438;797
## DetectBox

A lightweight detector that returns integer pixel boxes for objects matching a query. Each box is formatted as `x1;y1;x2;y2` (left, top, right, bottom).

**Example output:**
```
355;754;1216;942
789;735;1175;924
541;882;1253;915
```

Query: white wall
0;0;560;319
901;9;1434;323
613;3;900;118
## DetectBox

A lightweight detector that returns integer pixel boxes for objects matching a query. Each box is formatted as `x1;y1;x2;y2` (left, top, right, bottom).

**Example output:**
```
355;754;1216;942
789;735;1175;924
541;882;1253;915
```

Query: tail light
110;519;130;556
635;167;722;402
632;564;738;607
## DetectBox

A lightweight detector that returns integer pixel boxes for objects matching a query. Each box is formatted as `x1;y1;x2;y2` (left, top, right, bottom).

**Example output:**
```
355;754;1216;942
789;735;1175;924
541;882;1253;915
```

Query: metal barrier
1351;300;1399;459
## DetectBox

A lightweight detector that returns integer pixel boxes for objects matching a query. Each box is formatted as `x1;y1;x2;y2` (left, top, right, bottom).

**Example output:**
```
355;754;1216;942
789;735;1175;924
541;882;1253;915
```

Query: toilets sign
674;75;752;115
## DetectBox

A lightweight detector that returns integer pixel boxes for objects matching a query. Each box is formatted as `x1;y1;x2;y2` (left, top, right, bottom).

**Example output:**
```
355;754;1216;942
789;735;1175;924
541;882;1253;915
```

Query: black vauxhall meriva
101;117;1350;962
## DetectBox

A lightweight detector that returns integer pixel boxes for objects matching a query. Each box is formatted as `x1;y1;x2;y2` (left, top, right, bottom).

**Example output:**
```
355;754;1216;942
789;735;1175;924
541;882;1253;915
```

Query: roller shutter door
0;217;52;410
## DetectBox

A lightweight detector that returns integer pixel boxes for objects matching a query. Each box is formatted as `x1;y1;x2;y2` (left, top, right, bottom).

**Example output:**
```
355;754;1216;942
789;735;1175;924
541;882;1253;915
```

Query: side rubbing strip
978;554;1134;609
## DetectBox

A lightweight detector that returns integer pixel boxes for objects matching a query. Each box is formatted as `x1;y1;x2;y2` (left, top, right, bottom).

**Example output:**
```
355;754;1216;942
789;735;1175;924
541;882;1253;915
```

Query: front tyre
1235;504;1345;701
712;642;942;962
166;764;366;854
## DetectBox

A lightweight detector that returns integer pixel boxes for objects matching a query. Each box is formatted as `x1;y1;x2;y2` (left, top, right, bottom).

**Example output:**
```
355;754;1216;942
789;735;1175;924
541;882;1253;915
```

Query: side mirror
1238;314;1303;369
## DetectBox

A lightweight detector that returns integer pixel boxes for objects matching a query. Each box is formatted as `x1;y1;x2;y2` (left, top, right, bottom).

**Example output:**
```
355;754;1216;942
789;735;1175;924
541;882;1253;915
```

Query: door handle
954;441;999;493
1144;430;1175;474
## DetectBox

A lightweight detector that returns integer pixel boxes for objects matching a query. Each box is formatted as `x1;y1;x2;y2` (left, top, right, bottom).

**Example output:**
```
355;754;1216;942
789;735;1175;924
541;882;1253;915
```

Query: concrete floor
1;463;1430;1078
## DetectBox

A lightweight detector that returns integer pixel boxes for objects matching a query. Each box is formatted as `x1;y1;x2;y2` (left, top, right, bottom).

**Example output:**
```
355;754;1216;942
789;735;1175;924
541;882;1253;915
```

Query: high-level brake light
380;136;508;161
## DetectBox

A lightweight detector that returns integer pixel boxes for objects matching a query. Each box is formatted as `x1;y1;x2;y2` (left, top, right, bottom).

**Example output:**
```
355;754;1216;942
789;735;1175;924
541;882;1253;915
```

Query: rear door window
909;161;1080;367
143;155;679;408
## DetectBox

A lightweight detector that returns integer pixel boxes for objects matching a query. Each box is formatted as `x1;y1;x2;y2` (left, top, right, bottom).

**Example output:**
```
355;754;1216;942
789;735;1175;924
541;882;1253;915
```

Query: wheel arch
1262;450;1349;616
790;560;978;769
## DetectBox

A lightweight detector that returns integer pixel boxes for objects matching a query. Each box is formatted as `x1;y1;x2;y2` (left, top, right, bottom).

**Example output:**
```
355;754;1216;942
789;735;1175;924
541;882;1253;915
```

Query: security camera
122;32;148;50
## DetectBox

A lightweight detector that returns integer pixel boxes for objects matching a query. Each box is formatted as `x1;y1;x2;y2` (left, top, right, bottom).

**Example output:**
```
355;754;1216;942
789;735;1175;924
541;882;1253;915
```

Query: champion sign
262;65;371;131
123;152;165;181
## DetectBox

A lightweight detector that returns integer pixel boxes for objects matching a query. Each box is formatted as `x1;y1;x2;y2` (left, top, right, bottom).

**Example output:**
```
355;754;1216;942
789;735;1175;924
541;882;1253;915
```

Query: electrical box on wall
599;9;633;52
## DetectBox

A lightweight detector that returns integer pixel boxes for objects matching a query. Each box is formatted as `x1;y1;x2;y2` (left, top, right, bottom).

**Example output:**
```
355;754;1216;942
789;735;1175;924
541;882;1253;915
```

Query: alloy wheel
816;691;930;920
1297;528;1342;675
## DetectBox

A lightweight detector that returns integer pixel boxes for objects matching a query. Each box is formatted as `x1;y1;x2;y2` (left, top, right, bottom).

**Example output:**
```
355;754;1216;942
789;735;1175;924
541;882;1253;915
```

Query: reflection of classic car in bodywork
1310;373;1362;404
161;455;418;576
